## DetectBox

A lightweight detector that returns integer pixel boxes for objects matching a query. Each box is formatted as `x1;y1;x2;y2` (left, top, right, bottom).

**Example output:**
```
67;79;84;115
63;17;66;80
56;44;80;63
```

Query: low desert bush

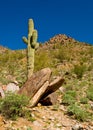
73;64;87;79
87;86;93;101
62;90;76;105
67;103;90;121
80;97;89;104
0;92;29;120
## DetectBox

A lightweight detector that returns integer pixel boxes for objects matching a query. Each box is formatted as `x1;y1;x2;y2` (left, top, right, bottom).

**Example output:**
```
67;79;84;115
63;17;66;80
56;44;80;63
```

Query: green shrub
65;90;76;97
62;94;76;105
73;64;87;79
87;91;93;101
80;97;89;104
0;93;29;120
67;104;90;121
87;86;93;101
62;90;76;105
87;92;93;101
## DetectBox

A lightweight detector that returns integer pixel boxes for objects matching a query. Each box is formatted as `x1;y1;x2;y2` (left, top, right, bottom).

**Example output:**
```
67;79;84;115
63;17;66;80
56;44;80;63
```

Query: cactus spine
22;19;39;79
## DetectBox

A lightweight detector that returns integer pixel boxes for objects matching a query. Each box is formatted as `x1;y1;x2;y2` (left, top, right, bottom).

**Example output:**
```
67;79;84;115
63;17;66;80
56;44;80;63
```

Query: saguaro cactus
22;19;39;79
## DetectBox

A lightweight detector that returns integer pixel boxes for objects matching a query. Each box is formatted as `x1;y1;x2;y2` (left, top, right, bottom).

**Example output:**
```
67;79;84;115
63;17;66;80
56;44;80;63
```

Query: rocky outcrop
0;68;64;107
18;68;64;107
45;34;76;45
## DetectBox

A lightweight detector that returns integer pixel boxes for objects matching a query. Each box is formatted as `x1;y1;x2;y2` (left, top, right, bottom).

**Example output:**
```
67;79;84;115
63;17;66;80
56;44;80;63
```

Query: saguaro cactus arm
22;37;28;44
31;30;38;48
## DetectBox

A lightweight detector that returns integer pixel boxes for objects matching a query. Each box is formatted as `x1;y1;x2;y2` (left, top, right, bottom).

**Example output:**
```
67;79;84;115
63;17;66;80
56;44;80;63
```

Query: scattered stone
48;116;55;121
56;123;62;127
72;124;83;130
42;116;46;120
37;103;42;107
59;86;65;93
33;121;42;127
31;113;35;118
23;125;28;129
59;105;67;112
6;82;19;93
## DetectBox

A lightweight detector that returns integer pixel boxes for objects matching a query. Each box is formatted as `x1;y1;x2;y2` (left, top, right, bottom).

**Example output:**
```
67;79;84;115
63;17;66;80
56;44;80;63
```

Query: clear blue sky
0;0;93;50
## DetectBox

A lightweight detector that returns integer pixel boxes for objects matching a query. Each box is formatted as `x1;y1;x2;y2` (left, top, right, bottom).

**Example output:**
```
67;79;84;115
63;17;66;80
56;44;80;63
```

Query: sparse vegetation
52;43;72;62
0;49;27;86
34;50;53;71
73;64;87;79
0;34;93;128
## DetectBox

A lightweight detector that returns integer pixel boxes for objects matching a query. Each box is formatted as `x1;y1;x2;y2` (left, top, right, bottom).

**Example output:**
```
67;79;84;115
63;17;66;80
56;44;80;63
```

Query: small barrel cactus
22;19;39;79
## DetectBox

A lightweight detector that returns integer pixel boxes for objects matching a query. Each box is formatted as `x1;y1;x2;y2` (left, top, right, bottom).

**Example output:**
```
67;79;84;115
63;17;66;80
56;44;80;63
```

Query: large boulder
18;68;64;107
18;68;52;99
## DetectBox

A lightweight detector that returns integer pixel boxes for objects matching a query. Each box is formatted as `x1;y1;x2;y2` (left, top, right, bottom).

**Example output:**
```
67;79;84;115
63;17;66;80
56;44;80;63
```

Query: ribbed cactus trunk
22;19;39;79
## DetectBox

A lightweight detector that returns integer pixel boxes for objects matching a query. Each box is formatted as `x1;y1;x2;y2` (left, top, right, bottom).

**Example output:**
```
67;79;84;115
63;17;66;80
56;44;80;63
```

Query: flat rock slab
41;76;64;99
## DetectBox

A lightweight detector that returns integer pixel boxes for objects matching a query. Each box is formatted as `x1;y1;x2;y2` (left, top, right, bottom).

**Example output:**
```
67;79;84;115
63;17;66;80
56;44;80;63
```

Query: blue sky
0;0;93;50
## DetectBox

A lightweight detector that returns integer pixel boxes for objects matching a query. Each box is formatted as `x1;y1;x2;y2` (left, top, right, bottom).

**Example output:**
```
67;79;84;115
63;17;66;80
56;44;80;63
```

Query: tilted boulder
18;68;64;107
18;68;52;99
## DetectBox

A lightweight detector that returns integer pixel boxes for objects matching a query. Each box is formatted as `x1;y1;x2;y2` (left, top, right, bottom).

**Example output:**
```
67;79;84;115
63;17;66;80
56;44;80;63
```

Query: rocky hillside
0;34;93;130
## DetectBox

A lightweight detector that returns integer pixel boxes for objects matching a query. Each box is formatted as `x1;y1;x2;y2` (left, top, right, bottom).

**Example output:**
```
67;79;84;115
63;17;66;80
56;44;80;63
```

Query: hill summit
45;34;78;44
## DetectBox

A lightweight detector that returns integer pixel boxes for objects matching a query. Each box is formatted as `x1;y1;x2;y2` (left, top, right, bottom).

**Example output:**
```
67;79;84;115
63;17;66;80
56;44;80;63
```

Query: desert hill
0;34;93;129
